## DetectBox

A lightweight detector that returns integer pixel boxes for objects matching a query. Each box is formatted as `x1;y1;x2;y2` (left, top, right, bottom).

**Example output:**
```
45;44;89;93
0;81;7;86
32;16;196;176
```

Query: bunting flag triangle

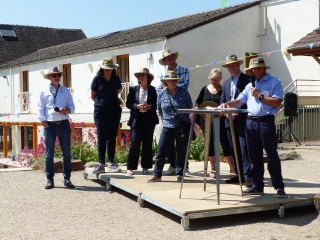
309;43;314;49
196;65;201;68
266;52;272;56
248;52;254;56
211;61;217;64
221;0;228;9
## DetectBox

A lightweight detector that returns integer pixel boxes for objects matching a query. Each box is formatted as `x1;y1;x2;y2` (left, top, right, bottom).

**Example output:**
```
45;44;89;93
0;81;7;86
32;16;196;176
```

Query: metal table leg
227;113;243;197
203;114;212;191
179;113;196;199
213;115;220;205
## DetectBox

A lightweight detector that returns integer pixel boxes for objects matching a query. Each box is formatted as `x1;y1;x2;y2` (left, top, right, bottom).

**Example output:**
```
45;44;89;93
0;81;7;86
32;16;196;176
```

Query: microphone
54;107;60;112
250;76;255;88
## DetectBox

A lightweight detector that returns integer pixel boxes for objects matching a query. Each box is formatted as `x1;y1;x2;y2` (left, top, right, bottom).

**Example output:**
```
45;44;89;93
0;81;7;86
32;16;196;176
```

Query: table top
177;107;248;114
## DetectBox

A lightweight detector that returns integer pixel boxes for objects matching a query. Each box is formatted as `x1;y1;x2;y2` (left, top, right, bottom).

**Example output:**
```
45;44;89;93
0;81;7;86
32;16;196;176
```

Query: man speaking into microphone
38;67;75;190
219;57;286;198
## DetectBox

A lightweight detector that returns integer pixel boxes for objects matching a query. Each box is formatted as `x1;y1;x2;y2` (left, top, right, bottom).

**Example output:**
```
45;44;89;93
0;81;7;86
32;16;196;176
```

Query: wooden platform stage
83;162;320;230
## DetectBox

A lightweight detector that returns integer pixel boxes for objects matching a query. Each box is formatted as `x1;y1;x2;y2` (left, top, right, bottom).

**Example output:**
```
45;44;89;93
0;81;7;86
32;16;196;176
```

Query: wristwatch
258;93;264;100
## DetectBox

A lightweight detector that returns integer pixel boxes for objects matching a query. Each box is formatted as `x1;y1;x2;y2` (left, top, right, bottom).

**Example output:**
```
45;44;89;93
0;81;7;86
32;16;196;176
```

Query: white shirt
37;84;75;122
139;88;148;112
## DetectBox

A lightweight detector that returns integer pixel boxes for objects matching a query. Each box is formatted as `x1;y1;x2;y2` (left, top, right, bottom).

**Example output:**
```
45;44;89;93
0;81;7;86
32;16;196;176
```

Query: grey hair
208;68;222;80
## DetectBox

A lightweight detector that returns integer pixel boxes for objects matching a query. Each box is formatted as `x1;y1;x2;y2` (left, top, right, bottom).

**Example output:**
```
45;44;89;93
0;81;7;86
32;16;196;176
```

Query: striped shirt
157;65;190;91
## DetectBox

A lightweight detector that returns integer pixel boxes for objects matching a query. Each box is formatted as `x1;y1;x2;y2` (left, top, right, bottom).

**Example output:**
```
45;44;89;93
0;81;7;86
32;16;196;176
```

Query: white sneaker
163;166;176;176
185;168;190;176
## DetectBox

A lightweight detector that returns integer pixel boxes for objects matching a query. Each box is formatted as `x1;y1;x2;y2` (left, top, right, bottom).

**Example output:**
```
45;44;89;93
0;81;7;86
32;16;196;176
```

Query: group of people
37;49;286;198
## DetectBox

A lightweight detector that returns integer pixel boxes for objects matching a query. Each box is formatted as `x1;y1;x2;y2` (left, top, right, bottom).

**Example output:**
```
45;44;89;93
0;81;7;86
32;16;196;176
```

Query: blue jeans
44;120;71;182
153;127;189;178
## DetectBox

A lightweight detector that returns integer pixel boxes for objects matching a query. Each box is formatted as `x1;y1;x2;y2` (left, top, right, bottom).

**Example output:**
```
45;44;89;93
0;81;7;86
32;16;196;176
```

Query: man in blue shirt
38;67;75;189
157;49;190;176
219;57;286;198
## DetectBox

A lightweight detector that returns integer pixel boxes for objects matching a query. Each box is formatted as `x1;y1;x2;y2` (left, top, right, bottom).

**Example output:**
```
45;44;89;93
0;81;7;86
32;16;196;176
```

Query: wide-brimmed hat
159;49;179;66
134;68;154;81
199;101;219;119
222;54;244;68
243;57;271;71
98;57;119;70
160;70;181;82
44;67;64;80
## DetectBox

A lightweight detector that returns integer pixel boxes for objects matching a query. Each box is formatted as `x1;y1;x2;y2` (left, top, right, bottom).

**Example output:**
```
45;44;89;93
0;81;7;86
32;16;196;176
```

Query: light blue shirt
38;84;75;122
157;65;190;91
231;72;241;100
237;74;283;116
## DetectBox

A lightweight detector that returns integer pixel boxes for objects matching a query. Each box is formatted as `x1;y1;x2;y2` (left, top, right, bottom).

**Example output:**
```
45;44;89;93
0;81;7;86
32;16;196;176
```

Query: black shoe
245;179;253;188
276;188;287;198
45;181;54;189
243;186;264;195
64;180;75;189
225;176;245;184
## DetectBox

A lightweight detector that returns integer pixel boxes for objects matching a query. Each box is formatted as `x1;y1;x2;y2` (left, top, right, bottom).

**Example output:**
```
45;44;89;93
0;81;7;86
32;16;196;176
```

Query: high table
177;107;248;205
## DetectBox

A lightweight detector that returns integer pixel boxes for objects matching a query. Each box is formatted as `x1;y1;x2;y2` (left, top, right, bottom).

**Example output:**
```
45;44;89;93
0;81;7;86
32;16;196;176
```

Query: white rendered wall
166;6;261;102
260;0;320;93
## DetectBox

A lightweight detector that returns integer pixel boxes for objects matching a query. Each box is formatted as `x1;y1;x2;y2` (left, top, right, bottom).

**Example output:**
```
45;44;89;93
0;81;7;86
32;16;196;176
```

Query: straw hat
221;54;244;68
199;101;219;119
44;67;64;80
243;57;271;71
134;68;154;81
98;57;119;70
159;49;179;66
160;70;181;82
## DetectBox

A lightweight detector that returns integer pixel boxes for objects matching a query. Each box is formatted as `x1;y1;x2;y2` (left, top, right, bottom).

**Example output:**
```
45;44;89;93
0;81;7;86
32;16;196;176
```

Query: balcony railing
119;82;129;106
18;92;30;112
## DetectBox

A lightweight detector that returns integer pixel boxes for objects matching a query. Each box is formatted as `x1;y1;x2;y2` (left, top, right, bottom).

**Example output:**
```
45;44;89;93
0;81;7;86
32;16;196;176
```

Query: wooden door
63;64;72;88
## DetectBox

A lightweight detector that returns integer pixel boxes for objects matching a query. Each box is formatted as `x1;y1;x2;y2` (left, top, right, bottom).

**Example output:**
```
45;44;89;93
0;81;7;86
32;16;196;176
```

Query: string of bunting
189;41;320;70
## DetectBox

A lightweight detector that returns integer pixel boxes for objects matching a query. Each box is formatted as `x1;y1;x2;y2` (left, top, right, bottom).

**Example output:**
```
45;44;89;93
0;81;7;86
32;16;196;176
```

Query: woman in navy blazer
126;68;159;176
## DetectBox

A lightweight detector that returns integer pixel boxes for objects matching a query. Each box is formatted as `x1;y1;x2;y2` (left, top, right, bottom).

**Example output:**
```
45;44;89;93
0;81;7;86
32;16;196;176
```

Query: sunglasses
51;73;61;78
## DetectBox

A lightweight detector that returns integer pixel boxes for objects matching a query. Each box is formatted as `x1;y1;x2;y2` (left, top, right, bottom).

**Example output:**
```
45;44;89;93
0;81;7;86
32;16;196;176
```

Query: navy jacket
221;72;251;128
126;85;159;127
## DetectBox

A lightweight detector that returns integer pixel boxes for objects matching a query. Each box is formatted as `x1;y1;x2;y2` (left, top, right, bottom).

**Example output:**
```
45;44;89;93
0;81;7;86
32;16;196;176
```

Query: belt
247;115;274;121
47;119;69;124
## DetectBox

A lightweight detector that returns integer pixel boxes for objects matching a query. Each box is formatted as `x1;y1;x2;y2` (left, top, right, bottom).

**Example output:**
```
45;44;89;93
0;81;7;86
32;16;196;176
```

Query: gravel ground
0;148;319;240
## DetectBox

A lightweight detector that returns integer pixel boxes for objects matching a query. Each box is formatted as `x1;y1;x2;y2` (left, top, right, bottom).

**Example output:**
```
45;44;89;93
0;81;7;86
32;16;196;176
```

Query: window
0;26;17;38
63;64;72;88
0;126;12;151
21;127;33;150
117;54;129;83
22;71;29;92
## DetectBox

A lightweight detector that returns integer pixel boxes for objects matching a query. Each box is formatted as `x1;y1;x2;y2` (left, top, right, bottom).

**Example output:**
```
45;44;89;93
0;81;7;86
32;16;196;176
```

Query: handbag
165;90;196;141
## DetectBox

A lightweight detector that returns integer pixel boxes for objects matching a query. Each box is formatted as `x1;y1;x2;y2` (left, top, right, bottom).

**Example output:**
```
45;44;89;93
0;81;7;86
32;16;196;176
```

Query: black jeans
153;127;189;178
94;106;122;164
127;122;156;170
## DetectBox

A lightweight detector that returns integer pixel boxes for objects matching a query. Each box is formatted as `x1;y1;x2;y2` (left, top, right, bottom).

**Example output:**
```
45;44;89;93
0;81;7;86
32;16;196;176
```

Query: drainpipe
10;68;14;114
163;37;167;50
257;7;268;37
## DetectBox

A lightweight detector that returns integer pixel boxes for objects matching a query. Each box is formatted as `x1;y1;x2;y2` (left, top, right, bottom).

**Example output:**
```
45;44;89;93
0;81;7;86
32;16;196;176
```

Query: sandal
209;170;216;179
126;170;133;176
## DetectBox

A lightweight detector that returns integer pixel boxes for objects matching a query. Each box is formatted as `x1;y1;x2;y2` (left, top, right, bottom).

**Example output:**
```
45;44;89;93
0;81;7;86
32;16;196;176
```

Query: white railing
119;82;129;106
18;92;30;112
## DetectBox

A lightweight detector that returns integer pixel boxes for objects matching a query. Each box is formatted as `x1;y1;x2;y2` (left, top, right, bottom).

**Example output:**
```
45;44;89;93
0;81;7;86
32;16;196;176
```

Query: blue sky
1;0;250;38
